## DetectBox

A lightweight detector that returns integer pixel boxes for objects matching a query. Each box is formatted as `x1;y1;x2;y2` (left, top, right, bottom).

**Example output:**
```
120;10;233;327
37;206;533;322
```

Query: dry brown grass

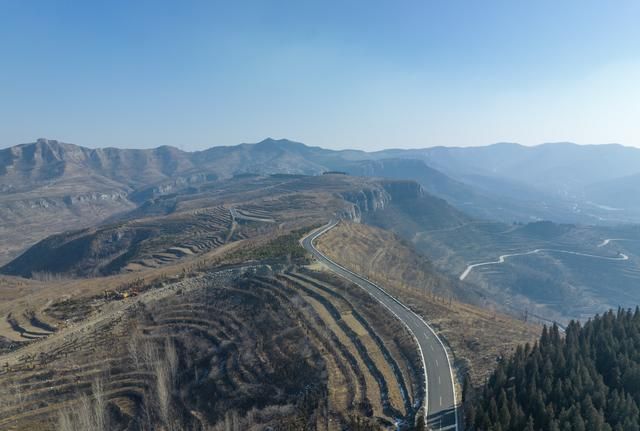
305;295;384;416
0;238;248;343
289;275;406;418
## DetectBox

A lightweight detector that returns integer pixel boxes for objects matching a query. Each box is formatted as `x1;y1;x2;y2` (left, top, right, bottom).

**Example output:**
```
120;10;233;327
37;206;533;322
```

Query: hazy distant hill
334;158;582;223
371;142;640;223
3;137;640;264
0;137;332;193
3;137;640;323
0;138;194;192
376;142;640;187
584;173;640;213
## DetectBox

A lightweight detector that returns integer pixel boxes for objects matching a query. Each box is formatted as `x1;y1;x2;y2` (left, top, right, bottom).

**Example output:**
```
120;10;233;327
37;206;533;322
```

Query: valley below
404;220;640;322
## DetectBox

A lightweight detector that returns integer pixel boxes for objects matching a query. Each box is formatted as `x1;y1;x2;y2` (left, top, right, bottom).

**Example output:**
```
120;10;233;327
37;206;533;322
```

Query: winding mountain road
598;238;629;248
301;221;458;430
459;246;629;281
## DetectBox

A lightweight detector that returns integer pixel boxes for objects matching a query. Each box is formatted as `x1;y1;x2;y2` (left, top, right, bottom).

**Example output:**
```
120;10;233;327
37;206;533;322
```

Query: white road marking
436;359;439;366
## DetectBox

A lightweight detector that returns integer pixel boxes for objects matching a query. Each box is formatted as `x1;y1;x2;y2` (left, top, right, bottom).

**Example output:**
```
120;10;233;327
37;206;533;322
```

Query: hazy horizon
2;1;639;151
4;136;640;153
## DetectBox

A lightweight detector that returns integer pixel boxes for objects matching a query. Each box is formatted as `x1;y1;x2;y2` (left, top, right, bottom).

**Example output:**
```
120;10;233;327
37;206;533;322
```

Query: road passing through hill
301;221;458;430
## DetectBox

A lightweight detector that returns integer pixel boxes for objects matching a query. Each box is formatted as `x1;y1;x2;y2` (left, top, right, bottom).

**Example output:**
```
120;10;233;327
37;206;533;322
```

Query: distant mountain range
2;137;640;264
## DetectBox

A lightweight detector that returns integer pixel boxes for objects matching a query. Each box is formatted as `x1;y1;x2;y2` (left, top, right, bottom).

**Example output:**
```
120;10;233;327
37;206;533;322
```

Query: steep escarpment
0;139;194;190
0;139;184;264
0;137;476;266
338;178;468;236
337;179;427;221
0;138;333;194
338;186;391;221
0;138;339;264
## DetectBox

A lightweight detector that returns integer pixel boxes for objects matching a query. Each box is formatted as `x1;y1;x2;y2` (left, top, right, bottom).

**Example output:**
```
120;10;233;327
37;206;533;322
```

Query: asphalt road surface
301;221;458;430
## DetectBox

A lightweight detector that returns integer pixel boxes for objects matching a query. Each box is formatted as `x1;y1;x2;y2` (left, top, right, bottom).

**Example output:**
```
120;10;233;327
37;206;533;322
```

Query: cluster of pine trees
463;308;640;431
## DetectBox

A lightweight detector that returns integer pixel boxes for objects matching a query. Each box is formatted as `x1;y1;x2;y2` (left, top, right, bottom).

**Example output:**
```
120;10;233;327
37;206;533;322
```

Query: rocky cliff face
381;180;424;200
338;180;424;221
0;139;198;264
0;139;195;192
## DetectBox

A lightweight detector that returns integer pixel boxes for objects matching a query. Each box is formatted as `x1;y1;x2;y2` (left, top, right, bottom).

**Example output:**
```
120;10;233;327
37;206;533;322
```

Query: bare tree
165;337;179;384
141;338;159;371
56;377;107;431
92;378;107;431
57;409;75;431
128;328;141;370
224;410;239;431
77;394;94;431
155;356;172;428
4;384;25;412
147;337;180;430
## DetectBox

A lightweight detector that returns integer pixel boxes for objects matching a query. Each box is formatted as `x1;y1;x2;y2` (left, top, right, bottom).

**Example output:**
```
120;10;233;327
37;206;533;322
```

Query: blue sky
1;1;639;150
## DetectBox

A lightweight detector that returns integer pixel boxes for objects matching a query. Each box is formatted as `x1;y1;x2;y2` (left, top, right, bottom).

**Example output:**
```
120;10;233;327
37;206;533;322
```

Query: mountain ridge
2;136;640;266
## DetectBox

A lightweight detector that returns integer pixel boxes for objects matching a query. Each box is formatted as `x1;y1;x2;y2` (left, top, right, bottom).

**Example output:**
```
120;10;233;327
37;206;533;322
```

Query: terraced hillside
2;205;233;277
0;263;427;430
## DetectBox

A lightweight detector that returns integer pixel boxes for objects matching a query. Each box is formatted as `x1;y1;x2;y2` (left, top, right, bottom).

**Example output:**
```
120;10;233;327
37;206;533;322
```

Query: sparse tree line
463;308;640;431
